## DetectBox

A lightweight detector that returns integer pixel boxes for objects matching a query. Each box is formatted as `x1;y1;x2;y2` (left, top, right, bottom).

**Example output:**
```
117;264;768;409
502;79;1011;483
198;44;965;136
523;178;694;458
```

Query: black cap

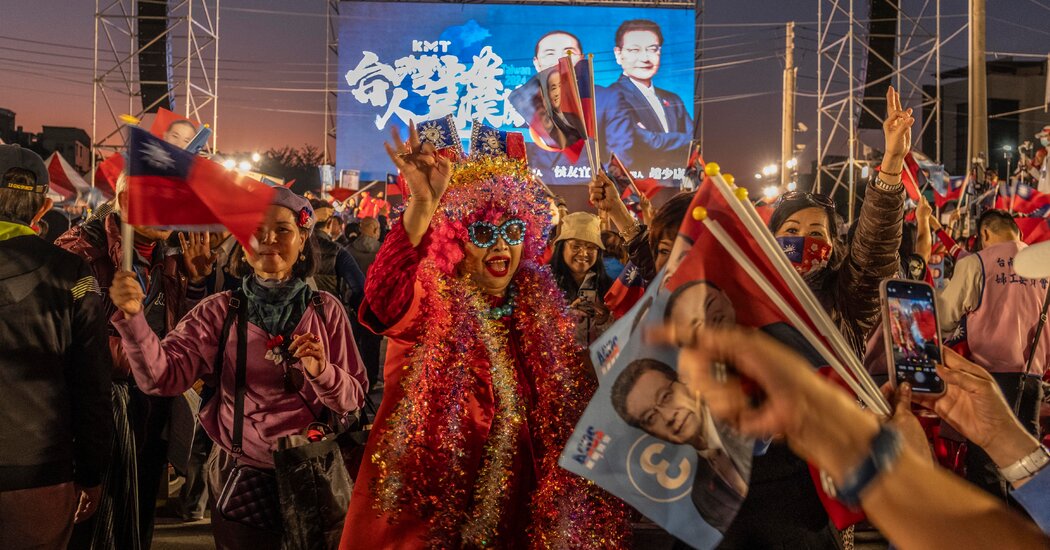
0;144;49;194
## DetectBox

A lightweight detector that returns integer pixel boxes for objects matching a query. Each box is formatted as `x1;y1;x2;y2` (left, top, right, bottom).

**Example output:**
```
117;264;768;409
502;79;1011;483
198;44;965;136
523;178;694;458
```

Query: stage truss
815;0;963;222
92;0;220;182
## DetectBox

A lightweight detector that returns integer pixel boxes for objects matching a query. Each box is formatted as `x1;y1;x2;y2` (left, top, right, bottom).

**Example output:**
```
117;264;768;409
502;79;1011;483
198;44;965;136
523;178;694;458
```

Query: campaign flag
918;161;947;196
1017;217;1050;245
45;152;89;199
995;188;1050;216
468;121;527;162
414;115;464;161
507;67;586;163
385;172;408;198
149;108;199;140
933;176;965;208
125;126;275;248
893;152;923;202
555;55;596;139
604;262;648;320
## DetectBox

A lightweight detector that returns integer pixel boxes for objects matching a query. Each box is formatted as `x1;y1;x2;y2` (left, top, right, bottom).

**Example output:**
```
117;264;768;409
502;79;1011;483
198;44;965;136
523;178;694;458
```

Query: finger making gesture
384;123;452;246
881;85;915;178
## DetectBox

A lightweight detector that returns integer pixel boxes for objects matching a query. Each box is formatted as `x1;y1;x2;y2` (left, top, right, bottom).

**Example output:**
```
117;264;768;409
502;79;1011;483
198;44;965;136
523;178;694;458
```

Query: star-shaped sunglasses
467;219;527;248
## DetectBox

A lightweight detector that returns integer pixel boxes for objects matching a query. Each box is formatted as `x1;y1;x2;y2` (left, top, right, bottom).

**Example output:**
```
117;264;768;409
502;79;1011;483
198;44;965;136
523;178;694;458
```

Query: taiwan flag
556;55;596;139
469;121;527;161
125;126;275;248
604;262;648;320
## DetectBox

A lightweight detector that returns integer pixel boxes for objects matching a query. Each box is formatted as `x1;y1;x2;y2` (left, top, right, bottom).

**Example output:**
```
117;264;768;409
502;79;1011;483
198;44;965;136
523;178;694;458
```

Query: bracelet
619;223;643;242
998;445;1050;484
873;174;903;193
879;167;902;177
825;425;903;508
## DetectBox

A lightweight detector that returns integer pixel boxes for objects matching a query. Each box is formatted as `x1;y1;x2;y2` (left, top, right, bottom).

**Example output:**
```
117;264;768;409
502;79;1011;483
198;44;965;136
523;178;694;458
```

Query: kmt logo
571;426;612;469
626;435;694;503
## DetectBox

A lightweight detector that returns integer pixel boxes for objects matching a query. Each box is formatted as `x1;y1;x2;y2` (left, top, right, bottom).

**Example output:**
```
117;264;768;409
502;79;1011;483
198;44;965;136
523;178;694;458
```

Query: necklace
481;284;517;320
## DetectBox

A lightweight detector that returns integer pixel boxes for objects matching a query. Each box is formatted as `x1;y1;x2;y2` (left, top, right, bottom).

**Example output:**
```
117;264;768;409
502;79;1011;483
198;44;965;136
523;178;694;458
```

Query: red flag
149;108;199;140
604;262;648;319
45;152;87;199
556;55;596;139
1017;217;1050;244
126;127;274;248
94;153;123;197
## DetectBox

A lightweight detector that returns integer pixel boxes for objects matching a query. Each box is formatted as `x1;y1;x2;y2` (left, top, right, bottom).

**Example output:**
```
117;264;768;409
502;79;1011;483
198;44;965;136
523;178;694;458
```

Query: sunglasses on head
467;219;527;248
775;191;836;210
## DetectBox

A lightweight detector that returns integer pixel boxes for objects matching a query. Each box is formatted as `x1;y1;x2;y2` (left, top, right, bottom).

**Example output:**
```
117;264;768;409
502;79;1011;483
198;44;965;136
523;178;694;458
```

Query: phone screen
884;280;944;393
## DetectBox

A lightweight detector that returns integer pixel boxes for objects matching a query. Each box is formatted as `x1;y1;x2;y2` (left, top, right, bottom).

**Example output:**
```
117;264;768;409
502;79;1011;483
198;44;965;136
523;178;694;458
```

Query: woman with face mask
770;86;910;359
712;86;910;550
338;127;628;549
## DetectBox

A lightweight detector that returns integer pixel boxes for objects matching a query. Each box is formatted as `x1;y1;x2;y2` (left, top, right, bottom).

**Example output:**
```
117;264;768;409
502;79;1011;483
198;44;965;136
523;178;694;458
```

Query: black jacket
0;234;113;490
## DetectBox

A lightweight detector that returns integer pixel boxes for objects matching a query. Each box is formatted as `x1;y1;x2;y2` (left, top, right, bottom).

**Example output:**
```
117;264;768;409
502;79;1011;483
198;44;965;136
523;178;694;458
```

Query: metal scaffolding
815;0;950;222
91;0;220;183
322;0;339;165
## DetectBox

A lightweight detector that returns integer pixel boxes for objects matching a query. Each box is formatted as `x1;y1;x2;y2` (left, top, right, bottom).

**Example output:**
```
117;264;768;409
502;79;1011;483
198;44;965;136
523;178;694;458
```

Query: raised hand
916;196;932;223
587;171;635;232
179;232;216;284
384;123;451;206
110;270;145;316
883;86;914;170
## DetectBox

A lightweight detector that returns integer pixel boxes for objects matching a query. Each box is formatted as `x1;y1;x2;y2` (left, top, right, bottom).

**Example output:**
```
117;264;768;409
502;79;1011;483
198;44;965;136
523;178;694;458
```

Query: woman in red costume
339;126;628;549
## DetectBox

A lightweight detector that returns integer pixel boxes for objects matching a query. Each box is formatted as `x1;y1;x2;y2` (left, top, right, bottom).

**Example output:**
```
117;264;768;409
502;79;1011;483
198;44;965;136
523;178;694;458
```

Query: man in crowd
0;145;112;548
349;216;381;275
607;19;693;179
56;173;209;549
938;209;1050;497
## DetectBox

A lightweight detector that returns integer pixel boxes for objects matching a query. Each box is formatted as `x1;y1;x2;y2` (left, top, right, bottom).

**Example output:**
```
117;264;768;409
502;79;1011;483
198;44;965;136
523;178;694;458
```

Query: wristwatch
998;445;1050;484
822;425;904;508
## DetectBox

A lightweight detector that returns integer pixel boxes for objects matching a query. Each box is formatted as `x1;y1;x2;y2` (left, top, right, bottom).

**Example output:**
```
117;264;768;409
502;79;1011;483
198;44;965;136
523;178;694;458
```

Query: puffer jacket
816;179;905;358
55;213;197;377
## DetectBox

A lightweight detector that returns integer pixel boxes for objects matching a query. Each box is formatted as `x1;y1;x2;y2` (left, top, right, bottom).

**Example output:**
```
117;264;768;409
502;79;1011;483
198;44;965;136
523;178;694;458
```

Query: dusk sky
1;0;1045;183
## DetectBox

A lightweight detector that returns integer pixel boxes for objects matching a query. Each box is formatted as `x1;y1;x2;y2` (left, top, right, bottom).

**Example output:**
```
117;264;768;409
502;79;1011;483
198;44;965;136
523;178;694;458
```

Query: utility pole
967;0;988;172
781;21;796;189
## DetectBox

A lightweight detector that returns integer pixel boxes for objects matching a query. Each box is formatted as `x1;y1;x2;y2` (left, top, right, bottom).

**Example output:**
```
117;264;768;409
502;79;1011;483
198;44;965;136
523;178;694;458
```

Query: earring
299;253;306;261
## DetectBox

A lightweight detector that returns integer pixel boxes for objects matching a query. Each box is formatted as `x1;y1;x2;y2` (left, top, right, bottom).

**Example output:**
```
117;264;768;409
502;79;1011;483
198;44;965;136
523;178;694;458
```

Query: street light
222;159;236;170
238;160;252;172
785;158;798;170
754;173;762;180
787;181;798;192
761;164;779;177
762;185;780;200
251;152;262;163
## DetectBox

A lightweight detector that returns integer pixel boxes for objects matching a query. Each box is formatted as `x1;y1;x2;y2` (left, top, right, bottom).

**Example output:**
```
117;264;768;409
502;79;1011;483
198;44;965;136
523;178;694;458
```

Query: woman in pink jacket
109;187;368;550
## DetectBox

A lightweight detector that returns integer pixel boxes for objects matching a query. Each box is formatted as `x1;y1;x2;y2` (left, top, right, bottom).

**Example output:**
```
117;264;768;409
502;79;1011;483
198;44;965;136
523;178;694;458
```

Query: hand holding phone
880;279;946;395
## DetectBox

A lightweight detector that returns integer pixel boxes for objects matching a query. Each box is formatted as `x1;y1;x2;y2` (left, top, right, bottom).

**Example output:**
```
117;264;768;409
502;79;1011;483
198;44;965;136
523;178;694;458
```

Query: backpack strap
211;290;247;455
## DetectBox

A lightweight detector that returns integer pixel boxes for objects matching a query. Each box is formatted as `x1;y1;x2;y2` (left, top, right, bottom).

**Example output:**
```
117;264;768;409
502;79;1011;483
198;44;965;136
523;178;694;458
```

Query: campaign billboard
337;1;696;185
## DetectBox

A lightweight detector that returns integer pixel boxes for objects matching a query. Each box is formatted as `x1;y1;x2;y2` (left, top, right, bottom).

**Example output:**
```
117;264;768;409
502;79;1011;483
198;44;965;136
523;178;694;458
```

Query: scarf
241;275;311;336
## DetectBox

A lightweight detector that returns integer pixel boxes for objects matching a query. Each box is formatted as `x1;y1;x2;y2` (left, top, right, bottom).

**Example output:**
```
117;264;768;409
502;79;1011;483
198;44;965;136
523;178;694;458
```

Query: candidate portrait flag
125;126;275;248
556;55;596;139
508;67;586;163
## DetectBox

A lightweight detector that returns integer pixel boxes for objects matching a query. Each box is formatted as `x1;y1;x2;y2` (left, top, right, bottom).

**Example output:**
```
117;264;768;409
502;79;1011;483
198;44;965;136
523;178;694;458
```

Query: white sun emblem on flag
782;243;796;256
418;121;446;146
142;142;175;170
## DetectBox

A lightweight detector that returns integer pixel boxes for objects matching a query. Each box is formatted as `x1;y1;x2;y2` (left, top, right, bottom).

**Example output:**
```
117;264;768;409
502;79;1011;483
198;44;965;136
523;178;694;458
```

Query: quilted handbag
216;464;282;533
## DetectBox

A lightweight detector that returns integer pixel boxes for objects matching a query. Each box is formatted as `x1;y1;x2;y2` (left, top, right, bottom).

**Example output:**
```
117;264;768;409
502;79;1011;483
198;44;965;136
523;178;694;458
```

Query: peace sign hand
383;122;451;207
883;85;914;168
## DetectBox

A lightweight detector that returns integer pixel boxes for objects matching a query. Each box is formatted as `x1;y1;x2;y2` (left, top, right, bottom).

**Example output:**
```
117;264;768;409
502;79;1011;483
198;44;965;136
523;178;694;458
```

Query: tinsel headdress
421;154;553;274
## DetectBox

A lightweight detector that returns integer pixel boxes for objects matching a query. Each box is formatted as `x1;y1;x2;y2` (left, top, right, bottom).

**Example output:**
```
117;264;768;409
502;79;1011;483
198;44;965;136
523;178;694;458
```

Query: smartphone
577;272;598;303
880;278;946;395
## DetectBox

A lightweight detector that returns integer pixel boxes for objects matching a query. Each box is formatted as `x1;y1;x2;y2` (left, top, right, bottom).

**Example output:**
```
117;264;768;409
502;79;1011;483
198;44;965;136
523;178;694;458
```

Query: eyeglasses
776;191;836;210
467;219;527;248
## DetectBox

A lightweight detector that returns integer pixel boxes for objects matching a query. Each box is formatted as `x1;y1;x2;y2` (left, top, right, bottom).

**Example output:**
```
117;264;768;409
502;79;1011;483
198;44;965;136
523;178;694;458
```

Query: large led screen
338;1;696;186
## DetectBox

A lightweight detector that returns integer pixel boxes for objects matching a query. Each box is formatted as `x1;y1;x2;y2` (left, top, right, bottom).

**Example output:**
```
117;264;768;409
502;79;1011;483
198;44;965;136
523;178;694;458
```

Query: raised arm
109;272;224;396
837;86;909;335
